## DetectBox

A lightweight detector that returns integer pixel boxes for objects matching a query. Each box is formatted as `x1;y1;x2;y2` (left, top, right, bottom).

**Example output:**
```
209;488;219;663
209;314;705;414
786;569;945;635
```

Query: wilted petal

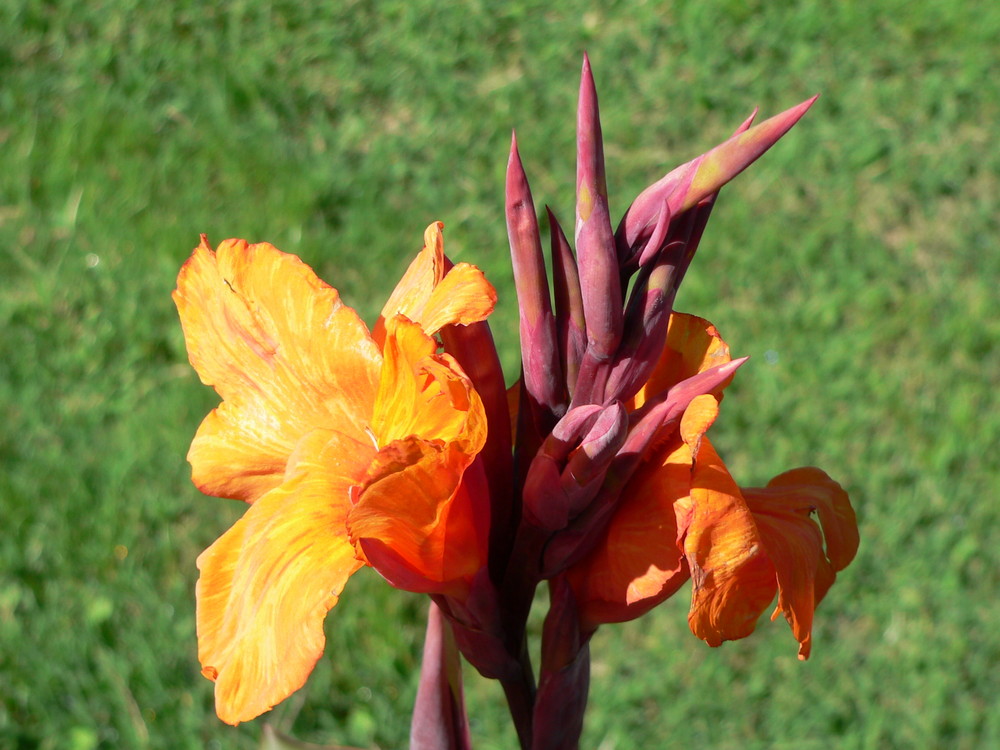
173;236;380;501
683;438;774;647
742;468;858;659
684;439;857;659
196;430;374;724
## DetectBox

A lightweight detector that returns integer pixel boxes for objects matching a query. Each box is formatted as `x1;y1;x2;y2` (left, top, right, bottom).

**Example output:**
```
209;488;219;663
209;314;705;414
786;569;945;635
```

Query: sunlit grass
2;1;998;748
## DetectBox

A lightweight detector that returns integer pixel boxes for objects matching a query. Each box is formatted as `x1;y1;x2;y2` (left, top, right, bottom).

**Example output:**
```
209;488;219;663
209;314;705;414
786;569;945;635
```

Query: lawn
2;1;998;748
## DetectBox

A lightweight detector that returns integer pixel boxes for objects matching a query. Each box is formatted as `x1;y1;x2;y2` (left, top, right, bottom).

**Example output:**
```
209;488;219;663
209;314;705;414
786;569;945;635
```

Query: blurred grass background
1;0;997;748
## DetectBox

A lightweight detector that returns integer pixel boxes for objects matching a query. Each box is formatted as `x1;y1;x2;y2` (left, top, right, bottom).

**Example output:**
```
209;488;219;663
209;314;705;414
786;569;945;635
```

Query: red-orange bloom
173;223;495;724
568;313;859;658
566;312;730;623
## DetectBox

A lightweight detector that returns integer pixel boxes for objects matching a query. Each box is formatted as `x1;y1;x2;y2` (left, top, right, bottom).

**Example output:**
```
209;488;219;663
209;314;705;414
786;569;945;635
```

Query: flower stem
500;636;537;750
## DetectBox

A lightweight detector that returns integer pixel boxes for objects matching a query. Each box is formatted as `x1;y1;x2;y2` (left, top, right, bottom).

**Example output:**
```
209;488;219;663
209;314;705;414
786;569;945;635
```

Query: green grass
2;0;998;748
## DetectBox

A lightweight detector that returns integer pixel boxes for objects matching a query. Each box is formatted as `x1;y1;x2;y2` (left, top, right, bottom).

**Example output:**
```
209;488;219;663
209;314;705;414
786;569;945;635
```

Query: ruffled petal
684;439;857;659
196;430;375;724
371;316;487;454
174;236;381;501
742;468;858;659
349;444;490;597
351;316;489;595
373;223;496;345
630;313;732;411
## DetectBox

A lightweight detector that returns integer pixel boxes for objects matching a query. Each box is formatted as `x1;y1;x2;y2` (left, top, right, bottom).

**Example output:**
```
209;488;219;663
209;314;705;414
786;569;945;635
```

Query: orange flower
566;313;730;624
173;223;495;724
568;313;858;657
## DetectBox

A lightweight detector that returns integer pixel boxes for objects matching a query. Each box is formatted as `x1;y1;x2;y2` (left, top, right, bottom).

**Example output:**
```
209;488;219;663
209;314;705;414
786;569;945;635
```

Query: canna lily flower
566;313;860;659
173;222;495;724
507;56;858;668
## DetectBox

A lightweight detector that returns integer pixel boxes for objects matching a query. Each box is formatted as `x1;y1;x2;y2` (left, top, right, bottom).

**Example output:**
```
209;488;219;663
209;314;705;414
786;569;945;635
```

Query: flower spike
176;54;857;747
617;96;818;264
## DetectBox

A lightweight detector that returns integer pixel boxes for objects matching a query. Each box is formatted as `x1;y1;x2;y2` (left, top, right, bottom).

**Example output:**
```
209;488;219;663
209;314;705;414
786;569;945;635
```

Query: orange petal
684;438;776;646
684;439;858;659
352;316;489;595
630;313;732;411
762;467;859;572
174;237;381;501
196;430;375;724
373;223;496;345
567;436;692;627
742;468;858;659
348;444;489;597
420;260;498;334
566;393;723;626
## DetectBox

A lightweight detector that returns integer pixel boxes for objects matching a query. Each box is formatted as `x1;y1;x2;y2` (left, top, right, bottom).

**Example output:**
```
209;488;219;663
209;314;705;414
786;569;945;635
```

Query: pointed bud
532;577;590;750
507;132;564;417
410;602;472;750
575;55;623;383
617;96;818;261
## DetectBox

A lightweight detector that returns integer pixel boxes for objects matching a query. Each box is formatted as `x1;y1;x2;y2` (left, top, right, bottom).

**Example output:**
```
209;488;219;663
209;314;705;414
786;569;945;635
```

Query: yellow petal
173;237;381;501
196;430;375;724
352;315;489;595
371;316;487;454
373;223;496;345
420;261;498;334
